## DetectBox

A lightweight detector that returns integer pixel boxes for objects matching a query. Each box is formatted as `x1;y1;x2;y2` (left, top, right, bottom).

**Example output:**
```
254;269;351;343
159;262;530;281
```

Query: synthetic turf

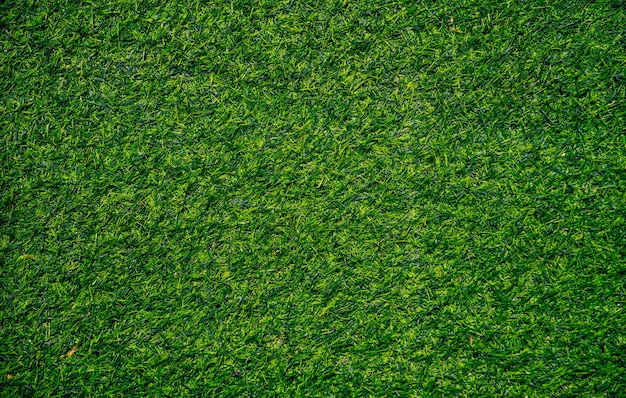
1;0;625;396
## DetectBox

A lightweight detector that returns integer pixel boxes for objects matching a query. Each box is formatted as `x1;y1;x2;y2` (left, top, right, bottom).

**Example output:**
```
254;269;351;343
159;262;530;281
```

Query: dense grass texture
1;0;626;396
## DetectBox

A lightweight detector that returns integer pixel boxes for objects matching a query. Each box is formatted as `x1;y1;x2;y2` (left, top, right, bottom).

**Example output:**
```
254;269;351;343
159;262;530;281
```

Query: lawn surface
1;0;625;396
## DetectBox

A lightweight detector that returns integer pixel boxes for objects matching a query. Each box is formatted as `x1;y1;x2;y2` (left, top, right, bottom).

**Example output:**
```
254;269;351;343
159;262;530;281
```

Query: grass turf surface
1;0;626;395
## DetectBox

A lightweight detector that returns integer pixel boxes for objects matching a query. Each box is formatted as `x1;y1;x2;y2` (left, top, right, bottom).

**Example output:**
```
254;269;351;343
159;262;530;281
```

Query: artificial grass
1;0;625;395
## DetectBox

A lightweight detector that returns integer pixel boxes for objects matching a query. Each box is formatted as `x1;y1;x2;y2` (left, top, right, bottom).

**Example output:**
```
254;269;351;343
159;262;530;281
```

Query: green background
1;0;625;396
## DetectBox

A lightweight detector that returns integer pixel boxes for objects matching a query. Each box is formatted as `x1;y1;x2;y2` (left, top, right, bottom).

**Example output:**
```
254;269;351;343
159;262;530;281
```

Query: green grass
1;0;625;396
